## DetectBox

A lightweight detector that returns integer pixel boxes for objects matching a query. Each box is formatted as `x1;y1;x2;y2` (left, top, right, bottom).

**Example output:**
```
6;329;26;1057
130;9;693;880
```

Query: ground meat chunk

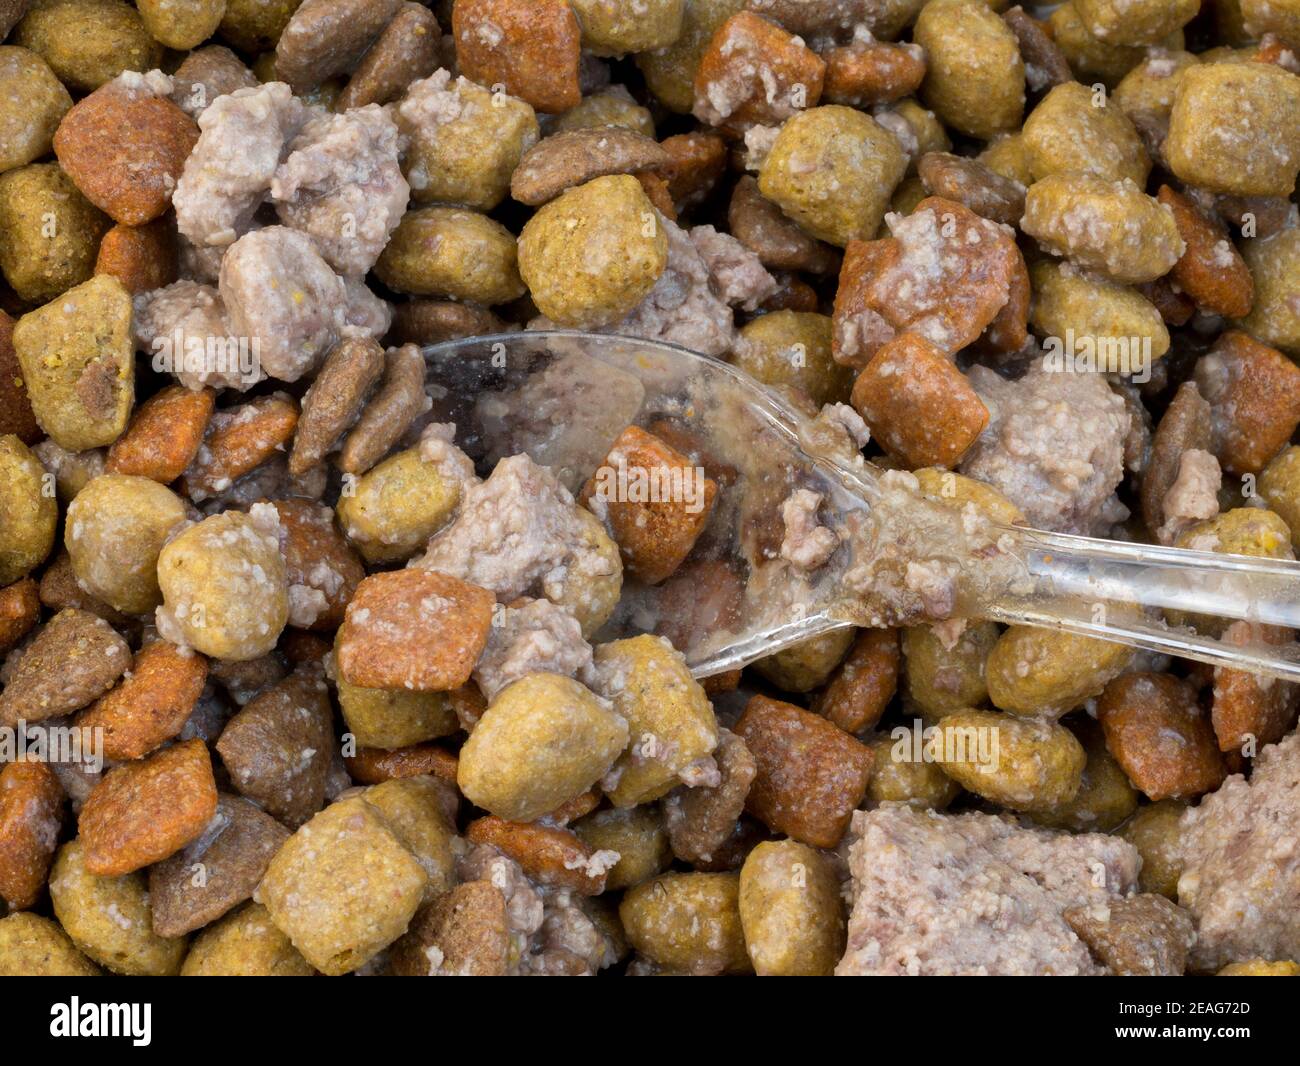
134;280;263;391
173;83;308;248
218;226;349;383
1158;448;1221;544
597;214;775;358
341;277;394;340
1177;730;1300;972
780;489;839;571
414;454;609;606
472;597;593;702
271;105;409;277
837;806;1139;975
959;363;1131;535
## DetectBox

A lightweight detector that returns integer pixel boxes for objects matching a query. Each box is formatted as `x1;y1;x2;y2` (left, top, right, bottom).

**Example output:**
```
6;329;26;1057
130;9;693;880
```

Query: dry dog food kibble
0;0;1298;985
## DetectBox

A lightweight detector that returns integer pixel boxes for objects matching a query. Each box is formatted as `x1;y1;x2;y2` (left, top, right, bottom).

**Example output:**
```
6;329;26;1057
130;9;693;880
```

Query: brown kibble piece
336;570;495;692
94;218;177;295
0;577;39;654
693;12;825;133
289;337;384;476
1196;331;1300;475
215;667;335;828
76;640;208;761
1098;672;1227;801
1064;894;1195;976
1141;380;1212;542
1157;185;1254;319
37;553;132;629
1002;6;1073;91
1137;276;1195;327
664;728;757;868
105;385;214;484
274;0;402;93
78;739;218;877
579;425;718;585
511;128;671;208
336;2;440;111
1211;622;1300;754
388;300;504;347
466;817;609;895
851;332;990;469
917;152;1027;226
812;628;900;734
271;498;365;631
0;609;131;727
344;744;459;785
660;131;727;212
453;0;582;114
53;78;199;226
733;694;873;848
390;881;510;977
823;40;927;107
728;175;839;274
0;760;63;910
0;310;40;444
148;794;290;937
181;393;299;500
337;343;427;476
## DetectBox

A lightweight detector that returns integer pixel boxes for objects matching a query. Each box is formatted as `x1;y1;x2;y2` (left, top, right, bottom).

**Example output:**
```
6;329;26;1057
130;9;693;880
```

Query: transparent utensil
420;330;1300;682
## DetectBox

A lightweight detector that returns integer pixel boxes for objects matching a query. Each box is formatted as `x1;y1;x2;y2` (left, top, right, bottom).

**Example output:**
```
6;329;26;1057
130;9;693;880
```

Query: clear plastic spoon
421;330;1300;682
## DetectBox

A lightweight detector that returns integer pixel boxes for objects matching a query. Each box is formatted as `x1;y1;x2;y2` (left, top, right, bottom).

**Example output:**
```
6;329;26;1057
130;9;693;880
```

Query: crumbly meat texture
780;489;840;571
472;597;594;702
1158;448;1221;544
133;280;264;391
218;226;349;383
837;806;1139;976
599;215;776;358
271;105;410;277
1177;730;1300;972
960;363;1132;535
413;454;610;607
173;83;309;248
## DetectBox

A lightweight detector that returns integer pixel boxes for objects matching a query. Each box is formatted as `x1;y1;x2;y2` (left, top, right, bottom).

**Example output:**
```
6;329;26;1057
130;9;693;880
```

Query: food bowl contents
2;0;1300;982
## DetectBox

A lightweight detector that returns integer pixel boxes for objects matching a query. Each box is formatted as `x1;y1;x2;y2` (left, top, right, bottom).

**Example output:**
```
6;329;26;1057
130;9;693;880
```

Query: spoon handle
982;524;1300;681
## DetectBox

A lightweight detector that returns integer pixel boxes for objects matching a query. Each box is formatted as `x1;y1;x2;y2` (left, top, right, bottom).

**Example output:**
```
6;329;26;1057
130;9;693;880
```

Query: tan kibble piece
1023;81;1151;185
376;208;525;305
590;635;718;808
934;709;1086;814
49;840;184;976
987;623;1133;718
1021;173;1184;285
257;796;427;976
0;45;73;174
360;776;457;903
1098;672;1227;800
1118;799;1187;898
453;0;582;114
13;0;162;93
337;676;457;751
156;507;290;661
466;816;609;895
758;105;906;248
336;569;494;692
518;174;669;329
77;640;207;761
915;0;1025;139
337;445;464;565
0;609;131;727
53;75;199;225
620;872;750;975
0;760;63;910
0;434;56;587
1218;959;1300;976
753;628;855;694
734;694;873;848
149;794;290;938
215;667;335;828
12;275;133;451
458;672;630;823
104;386;213;484
180;902;315;976
733;311;849;407
1029;259;1170;362
78;739;219;876
739;840;844;976
574;805;671;891
864;733;962;811
65;474;188;615
0;913;99;976
1033;719;1139;833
